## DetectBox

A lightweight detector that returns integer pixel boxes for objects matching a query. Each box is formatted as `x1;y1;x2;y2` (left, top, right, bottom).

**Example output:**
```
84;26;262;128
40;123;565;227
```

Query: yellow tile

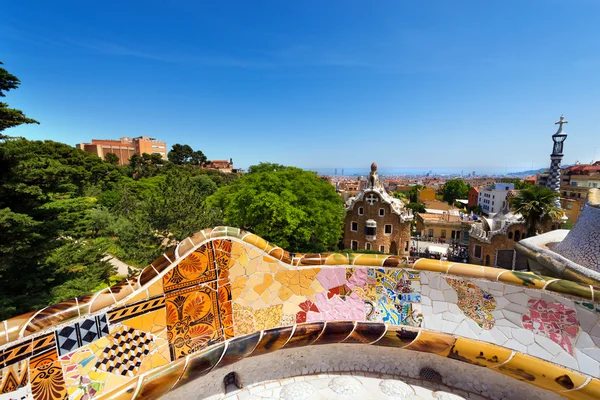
278;285;294;301
492;353;587;393
147;280;164;297
231;276;249;300
442;337;513;368
299;269;319;289
125;289;148;305
121;308;167;337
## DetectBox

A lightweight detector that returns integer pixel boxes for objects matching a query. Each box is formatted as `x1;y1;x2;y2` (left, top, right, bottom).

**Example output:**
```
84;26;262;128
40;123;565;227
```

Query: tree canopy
207;163;345;252
168;143;207;166
442;179;470;204
509;185;563;236
0;61;39;135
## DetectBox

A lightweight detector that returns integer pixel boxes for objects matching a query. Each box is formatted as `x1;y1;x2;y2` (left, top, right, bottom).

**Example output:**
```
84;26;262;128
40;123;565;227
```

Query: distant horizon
306;167;546;177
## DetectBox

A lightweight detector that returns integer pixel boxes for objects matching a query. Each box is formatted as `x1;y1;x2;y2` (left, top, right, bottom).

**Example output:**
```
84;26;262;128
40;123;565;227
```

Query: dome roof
371;162;377;172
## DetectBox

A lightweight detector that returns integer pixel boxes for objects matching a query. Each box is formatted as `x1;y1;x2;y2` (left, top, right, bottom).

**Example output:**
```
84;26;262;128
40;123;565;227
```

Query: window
563;191;567;196
384;224;392;234
441;229;446;238
428;229;434;237
379;208;385;217
566;203;572;210
379;245;385;253
496;250;515;269
365;226;376;236
351;221;358;232
365;242;371;250
508;232;513;239
351;240;358;251
358;207;364;216
474;245;482;258
571;182;578;186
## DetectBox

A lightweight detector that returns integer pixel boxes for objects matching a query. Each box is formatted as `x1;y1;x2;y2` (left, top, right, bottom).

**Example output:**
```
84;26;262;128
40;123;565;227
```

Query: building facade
477;183;515;216
415;211;472;245
467;186;479;209
77;136;167;166
560;161;600;224
343;163;413;256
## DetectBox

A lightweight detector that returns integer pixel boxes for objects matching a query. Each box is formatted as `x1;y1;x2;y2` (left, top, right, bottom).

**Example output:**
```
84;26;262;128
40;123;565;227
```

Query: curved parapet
555;188;600;272
1;226;600;400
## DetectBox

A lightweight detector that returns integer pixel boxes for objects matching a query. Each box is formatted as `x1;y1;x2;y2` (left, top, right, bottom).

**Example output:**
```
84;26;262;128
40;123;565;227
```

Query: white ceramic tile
442;311;462;323
575;349;600;377
465;318;483;336
504;303;529;315
421;295;432;306
490;327;509;345
428;274;441;289
575;331;596;349
432;301;448;314
448;304;461;315
474;281;489;292
420;272;430;285
442;289;458;303
581;347;600;362
477;329;495;344
503;285;523;295
494;297;510;310
576;306;599;333
503;339;527;353
429;289;444;301
497;326;513;339
454;320;477;340
552;351;579;370
422;285;431;296
442;320;460;334
512;329;534;346
526;342;554;362
504;292;530;305
534;335;565;356
500;310;523;327
439;277;452;291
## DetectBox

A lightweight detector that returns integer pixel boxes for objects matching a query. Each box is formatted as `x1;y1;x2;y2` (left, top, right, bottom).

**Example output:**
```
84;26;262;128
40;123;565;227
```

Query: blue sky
2;1;600;173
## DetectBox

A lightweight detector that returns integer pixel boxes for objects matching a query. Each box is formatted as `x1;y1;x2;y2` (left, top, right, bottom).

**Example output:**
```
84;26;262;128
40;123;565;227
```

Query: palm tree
510;185;563;237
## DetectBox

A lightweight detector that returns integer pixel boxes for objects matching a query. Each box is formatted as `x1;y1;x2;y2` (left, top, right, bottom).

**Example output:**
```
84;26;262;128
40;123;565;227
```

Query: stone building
415;210;473;245
343;163;413;255
468;209;527;269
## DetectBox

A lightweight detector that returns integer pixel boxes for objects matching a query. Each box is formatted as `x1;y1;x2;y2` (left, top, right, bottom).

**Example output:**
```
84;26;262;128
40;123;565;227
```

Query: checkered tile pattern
94;327;154;377
546;156;562;194
55;313;110;355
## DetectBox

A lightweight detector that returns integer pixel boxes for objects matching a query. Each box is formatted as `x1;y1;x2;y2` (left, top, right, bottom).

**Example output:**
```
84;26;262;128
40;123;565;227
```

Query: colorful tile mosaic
29;348;68;400
2;229;600;400
522;299;579;356
165;282;223;360
163;243;216;293
0;360;28;394
445;278;496;330
372;268;422;326
55;314;109;356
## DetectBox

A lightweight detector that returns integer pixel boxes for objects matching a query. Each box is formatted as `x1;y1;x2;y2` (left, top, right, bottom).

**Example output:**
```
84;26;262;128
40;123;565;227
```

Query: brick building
343;163;413;256
77;136;167;166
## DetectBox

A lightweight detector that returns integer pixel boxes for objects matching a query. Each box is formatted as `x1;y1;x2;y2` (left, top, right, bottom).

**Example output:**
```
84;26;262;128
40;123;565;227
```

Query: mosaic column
546;115;568;206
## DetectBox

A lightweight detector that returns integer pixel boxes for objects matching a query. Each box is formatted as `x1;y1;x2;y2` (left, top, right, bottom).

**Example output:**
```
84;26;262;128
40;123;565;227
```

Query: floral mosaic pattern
29;348;68;400
446;278;496;329
522;299;579;356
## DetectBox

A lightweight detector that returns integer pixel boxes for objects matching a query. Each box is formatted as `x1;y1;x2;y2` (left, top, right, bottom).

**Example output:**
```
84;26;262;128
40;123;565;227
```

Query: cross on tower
366;194;379;206
555;115;568;133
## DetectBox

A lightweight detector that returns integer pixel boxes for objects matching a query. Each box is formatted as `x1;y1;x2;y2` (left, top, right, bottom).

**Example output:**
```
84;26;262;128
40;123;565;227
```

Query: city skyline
2;1;600;170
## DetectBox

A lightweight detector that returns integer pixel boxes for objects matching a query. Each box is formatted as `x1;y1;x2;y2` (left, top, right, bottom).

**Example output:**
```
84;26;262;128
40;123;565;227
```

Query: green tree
208;164;344;252
442;179;470;204
406;202;426;213
407;184;424;203
248;162;288;174
0;62;39;136
147;169;221;241
509;185;563;237
105;152;119;165
0;139;119;319
167;143;207;166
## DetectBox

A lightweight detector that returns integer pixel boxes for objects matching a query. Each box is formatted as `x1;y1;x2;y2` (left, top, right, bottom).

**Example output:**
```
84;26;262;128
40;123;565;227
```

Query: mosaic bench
1;226;599;400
